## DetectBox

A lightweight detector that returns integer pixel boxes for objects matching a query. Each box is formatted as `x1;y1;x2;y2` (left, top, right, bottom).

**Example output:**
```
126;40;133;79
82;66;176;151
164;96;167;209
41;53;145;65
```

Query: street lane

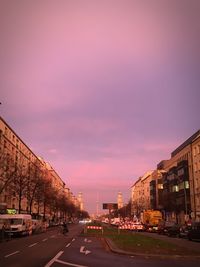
0;224;84;267
1;224;200;267
45;234;200;267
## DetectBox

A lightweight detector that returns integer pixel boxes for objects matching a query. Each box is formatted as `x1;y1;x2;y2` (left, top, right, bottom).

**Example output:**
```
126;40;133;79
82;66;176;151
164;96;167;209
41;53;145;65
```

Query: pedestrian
1;223;6;242
62;221;68;235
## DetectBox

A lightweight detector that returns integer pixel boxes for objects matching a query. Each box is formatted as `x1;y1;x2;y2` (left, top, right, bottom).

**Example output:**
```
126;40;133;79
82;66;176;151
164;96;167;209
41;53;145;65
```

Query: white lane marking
5;251;20;258
80;246;85;253
66;243;71;247
80;246;91;255
42;238;48;242
56;259;88;267
44;251;64;267
28;242;38;248
84;250;91;255
72;238;75;242
84;238;91;243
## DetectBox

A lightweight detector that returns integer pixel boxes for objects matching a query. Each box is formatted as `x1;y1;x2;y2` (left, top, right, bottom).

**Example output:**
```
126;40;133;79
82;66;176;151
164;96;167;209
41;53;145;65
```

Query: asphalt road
0;224;200;267
0;224;83;267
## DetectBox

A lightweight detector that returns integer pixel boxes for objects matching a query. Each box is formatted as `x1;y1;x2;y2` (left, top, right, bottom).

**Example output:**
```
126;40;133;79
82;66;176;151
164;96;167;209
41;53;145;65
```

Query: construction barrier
118;224;144;234
84;225;103;234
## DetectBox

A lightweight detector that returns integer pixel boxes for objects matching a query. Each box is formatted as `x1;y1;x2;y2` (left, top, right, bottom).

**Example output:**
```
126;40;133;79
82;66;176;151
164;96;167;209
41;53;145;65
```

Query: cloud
1;0;200;214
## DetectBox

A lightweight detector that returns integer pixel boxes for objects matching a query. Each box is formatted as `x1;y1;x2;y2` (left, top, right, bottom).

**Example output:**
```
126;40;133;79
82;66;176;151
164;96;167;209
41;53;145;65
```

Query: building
131;130;200;223
117;191;123;209
191;132;200;221
77;192;84;211
0;116;41;213
0;116;80;218
149;169;166;210
131;171;153;217
161;130;200;222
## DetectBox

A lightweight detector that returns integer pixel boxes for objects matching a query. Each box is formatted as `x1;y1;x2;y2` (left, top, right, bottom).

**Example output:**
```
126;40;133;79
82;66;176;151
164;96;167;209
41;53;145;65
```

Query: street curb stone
104;238;200;260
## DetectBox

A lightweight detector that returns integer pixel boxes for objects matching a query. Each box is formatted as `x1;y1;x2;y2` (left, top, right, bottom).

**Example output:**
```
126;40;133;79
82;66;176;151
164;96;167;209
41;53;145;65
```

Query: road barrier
84;225;103;234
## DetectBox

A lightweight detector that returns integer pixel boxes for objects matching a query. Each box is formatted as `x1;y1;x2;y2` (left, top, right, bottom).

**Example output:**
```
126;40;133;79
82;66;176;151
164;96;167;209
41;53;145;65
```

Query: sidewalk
104;232;200;259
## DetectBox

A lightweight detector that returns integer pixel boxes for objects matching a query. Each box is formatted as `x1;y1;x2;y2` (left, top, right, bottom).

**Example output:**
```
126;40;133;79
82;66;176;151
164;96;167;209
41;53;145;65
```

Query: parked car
132;223;145;231
157;221;178;236
166;224;180;237
188;222;200;241
145;224;158;233
179;225;192;238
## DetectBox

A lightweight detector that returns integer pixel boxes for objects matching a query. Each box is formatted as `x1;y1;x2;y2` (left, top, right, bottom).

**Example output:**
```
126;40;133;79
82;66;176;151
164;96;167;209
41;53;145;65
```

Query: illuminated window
173;185;179;192
158;184;163;189
185;181;189;189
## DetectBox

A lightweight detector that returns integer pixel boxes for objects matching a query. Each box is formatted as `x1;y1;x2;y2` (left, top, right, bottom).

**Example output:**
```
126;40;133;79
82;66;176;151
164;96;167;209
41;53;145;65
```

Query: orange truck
141;210;162;228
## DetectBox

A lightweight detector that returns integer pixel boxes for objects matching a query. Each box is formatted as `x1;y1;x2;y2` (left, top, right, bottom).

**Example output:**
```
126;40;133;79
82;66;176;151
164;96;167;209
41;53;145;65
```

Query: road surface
0;224;200;267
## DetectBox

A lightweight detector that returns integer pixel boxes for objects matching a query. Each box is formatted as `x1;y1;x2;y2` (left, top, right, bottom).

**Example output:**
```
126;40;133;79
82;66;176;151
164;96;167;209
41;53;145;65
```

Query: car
188;222;200;241
166;224;180;237
132;223;145;231
157;221;177;235
145;224;158;233
179;225;192;238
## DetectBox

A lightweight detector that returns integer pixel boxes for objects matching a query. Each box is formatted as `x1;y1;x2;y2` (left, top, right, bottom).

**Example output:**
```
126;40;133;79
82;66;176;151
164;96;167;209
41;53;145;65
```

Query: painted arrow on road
84;238;92;243
80;246;91;255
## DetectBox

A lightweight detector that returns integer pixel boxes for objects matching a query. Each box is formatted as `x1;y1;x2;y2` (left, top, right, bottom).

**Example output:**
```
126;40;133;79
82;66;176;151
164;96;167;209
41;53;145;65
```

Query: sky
0;0;200;215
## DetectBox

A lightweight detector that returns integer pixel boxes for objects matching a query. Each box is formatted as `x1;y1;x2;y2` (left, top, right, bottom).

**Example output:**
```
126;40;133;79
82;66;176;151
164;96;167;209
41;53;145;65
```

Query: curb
104;238;200;260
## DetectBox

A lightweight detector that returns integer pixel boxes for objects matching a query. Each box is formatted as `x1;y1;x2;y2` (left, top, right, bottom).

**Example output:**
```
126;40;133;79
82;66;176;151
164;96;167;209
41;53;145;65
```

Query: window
185;181;189;189
178;168;184;176
172;185;179;192
158;184;163;189
194;163;198;172
179;182;184;190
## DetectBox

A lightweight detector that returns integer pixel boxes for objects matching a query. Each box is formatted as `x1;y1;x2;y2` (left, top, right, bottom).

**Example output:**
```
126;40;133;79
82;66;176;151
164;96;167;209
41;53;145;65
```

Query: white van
0;214;32;236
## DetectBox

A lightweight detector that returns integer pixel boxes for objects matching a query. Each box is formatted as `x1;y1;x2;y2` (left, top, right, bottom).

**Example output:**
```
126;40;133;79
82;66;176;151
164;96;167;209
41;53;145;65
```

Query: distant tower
78;192;84;211
96;192;99;217
117;191;123;209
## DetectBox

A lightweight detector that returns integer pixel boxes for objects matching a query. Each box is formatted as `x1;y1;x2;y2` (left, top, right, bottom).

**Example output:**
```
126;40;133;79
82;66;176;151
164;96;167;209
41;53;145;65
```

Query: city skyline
1;1;200;214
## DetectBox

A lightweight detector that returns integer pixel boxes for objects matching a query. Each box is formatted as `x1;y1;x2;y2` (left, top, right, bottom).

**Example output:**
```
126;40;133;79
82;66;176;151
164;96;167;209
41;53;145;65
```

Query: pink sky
1;0;200;214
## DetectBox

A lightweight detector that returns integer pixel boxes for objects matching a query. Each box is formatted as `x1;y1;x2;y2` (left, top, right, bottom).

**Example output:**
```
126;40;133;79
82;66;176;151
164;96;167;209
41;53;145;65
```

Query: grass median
82;224;199;256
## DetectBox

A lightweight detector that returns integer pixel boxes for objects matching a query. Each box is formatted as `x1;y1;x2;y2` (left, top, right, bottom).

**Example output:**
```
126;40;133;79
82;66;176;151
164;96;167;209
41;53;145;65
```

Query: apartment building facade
0;116;80;218
131;130;200;223
192;133;200;220
131;171;153;216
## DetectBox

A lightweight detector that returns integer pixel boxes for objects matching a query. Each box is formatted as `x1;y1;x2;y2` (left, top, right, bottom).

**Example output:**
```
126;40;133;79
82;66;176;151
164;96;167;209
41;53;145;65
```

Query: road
0;224;83;267
0;224;200;267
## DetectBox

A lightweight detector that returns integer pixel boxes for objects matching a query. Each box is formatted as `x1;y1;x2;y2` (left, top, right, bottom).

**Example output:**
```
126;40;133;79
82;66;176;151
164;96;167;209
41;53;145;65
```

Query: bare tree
11;157;29;214
0;151;16;194
26;160;44;214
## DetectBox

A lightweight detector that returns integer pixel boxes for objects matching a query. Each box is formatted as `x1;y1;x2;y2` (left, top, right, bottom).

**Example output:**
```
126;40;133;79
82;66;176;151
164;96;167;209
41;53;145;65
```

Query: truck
0;214;32;236
141;210;163;232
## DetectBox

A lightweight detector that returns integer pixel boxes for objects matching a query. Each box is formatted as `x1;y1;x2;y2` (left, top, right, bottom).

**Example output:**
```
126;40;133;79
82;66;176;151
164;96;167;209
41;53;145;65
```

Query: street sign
103;203;118;210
